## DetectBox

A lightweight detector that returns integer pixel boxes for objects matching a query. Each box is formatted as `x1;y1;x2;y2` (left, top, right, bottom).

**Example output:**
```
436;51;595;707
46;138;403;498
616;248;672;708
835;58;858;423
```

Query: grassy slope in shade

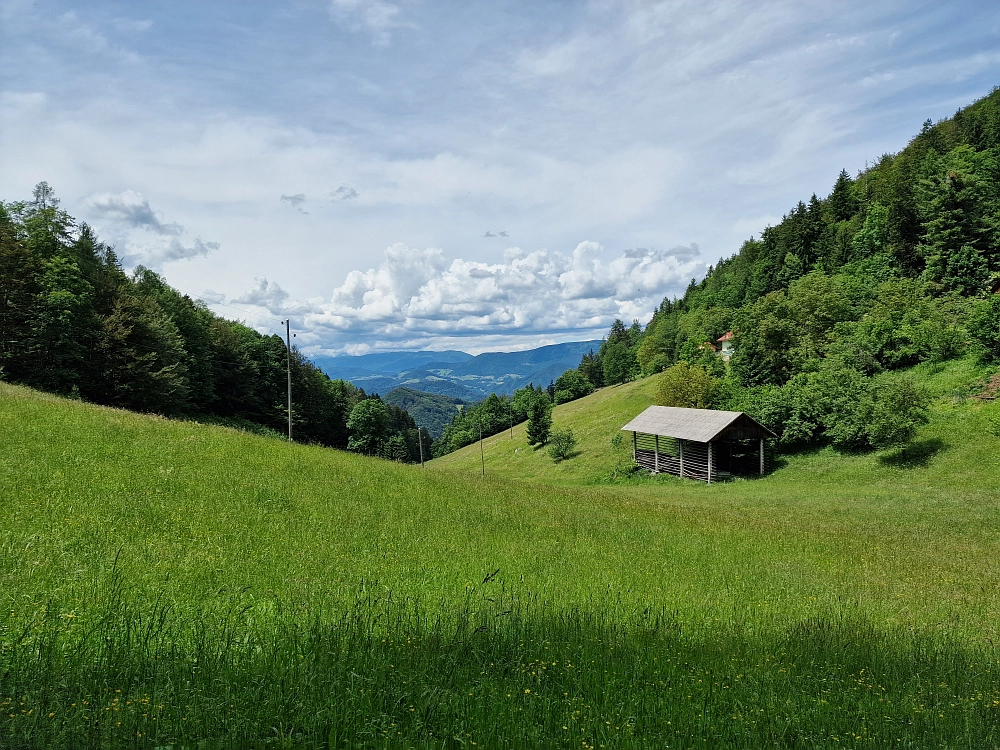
2;361;1000;748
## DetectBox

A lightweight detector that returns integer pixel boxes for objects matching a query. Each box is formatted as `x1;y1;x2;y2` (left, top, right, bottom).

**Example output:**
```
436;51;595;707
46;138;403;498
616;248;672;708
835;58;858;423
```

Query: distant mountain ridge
313;341;602;400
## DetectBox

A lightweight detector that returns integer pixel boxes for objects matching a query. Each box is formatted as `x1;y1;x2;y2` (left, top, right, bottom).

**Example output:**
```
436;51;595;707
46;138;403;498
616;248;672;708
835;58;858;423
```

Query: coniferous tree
918;167;994;294
829;169;859;222
577;349;604;387
526;395;552;446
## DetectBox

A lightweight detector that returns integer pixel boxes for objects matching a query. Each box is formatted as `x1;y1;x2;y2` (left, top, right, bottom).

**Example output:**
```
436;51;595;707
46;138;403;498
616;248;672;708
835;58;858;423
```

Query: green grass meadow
3;358;1000;747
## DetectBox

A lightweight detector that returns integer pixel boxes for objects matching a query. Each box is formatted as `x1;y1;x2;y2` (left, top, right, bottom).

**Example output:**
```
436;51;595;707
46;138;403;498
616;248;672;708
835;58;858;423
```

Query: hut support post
679;440;684;479
632;431;636;462
707;442;713;485
759;438;764;476
654;434;659;473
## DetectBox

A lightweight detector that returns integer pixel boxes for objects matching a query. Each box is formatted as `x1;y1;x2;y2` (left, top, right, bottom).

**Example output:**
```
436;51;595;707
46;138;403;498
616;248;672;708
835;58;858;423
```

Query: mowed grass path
3;361;1000;747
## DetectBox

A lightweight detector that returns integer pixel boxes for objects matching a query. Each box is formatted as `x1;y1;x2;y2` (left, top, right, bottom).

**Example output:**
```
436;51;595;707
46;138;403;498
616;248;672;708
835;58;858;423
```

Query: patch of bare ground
974;371;1000;400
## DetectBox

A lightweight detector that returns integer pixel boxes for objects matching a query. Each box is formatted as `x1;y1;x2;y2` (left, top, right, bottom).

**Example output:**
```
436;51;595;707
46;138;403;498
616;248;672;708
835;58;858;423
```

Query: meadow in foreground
2;358;1000;747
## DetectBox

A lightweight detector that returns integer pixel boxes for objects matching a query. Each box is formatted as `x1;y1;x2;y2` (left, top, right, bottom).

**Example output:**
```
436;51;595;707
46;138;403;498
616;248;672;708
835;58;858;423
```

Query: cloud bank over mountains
219;241;704;353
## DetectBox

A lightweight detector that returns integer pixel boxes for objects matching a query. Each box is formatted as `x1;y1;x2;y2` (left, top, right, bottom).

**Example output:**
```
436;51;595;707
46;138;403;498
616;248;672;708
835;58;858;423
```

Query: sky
2;0;1000;355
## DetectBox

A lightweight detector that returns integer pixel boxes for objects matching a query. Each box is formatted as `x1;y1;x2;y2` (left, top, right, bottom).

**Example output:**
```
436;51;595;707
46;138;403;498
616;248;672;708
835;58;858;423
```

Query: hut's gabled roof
621;405;776;442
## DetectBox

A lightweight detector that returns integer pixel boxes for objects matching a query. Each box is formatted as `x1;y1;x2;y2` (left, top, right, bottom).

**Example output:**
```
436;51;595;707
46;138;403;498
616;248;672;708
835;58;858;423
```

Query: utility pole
418;427;424;468
284;319;293;442
508;398;513;439
479;422;485;476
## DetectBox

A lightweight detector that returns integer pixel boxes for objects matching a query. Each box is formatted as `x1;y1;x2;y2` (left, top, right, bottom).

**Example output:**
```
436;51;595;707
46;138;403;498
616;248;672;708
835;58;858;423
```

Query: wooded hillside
561;88;1000;452
0;188;429;460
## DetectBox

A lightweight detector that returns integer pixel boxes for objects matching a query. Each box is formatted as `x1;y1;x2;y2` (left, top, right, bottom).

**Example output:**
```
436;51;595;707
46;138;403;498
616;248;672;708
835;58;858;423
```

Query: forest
0;189;430;462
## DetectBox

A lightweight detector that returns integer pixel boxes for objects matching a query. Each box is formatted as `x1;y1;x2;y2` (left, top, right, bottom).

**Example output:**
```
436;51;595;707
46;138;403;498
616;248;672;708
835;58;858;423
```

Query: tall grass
4;564;999;749
3;366;1000;748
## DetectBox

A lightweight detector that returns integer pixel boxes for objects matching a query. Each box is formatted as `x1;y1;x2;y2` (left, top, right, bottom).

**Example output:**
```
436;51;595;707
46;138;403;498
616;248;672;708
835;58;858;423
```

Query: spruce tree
525;395;551;445
829;169;858;222
919;169;994;294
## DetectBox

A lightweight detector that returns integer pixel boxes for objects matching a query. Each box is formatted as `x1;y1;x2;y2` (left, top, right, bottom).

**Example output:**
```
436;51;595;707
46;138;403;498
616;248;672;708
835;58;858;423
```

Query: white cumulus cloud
298;241;704;350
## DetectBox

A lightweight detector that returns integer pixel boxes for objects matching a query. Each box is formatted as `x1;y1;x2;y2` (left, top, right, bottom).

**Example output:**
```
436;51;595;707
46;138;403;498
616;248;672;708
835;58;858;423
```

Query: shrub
547;428;577;461
839;279;967;371
866;374;930;449
736;360;930;451
655;362;718;408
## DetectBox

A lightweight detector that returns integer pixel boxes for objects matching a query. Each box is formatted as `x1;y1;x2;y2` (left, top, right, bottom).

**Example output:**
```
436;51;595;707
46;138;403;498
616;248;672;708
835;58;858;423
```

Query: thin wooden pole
632;431;637;462
284;319;292;442
419;428;424;468
654;434;659;473
679;439;684;479
707;442;713;485
480;422;485;476
759;438;764;476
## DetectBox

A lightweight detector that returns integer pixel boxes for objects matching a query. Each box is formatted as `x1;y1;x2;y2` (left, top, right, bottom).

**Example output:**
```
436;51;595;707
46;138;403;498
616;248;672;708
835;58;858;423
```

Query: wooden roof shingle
621;405;776;442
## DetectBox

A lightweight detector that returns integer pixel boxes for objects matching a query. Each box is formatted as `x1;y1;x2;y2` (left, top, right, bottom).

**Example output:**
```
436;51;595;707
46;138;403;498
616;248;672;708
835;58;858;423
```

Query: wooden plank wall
633;433;717;483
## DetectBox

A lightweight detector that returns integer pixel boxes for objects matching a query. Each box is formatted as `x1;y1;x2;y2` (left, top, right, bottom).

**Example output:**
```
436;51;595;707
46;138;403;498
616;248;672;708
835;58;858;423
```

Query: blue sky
2;0;1000;354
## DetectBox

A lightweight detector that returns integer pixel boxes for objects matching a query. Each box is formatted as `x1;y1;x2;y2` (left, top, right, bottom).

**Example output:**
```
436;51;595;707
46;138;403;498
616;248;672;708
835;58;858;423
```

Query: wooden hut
621;406;776;484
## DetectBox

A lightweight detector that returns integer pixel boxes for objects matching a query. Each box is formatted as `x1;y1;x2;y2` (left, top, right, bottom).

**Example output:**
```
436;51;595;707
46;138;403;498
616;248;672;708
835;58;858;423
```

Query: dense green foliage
382;386;464;438
345;396;430;462
525;392;553;446
553;368;594;404
0;184;428;460
640;92;1000;378
654;361;719;408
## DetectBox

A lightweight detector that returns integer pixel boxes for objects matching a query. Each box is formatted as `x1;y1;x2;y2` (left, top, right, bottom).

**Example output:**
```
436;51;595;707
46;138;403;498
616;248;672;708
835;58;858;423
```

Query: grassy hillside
3;366;1000;747
430;376;660;484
